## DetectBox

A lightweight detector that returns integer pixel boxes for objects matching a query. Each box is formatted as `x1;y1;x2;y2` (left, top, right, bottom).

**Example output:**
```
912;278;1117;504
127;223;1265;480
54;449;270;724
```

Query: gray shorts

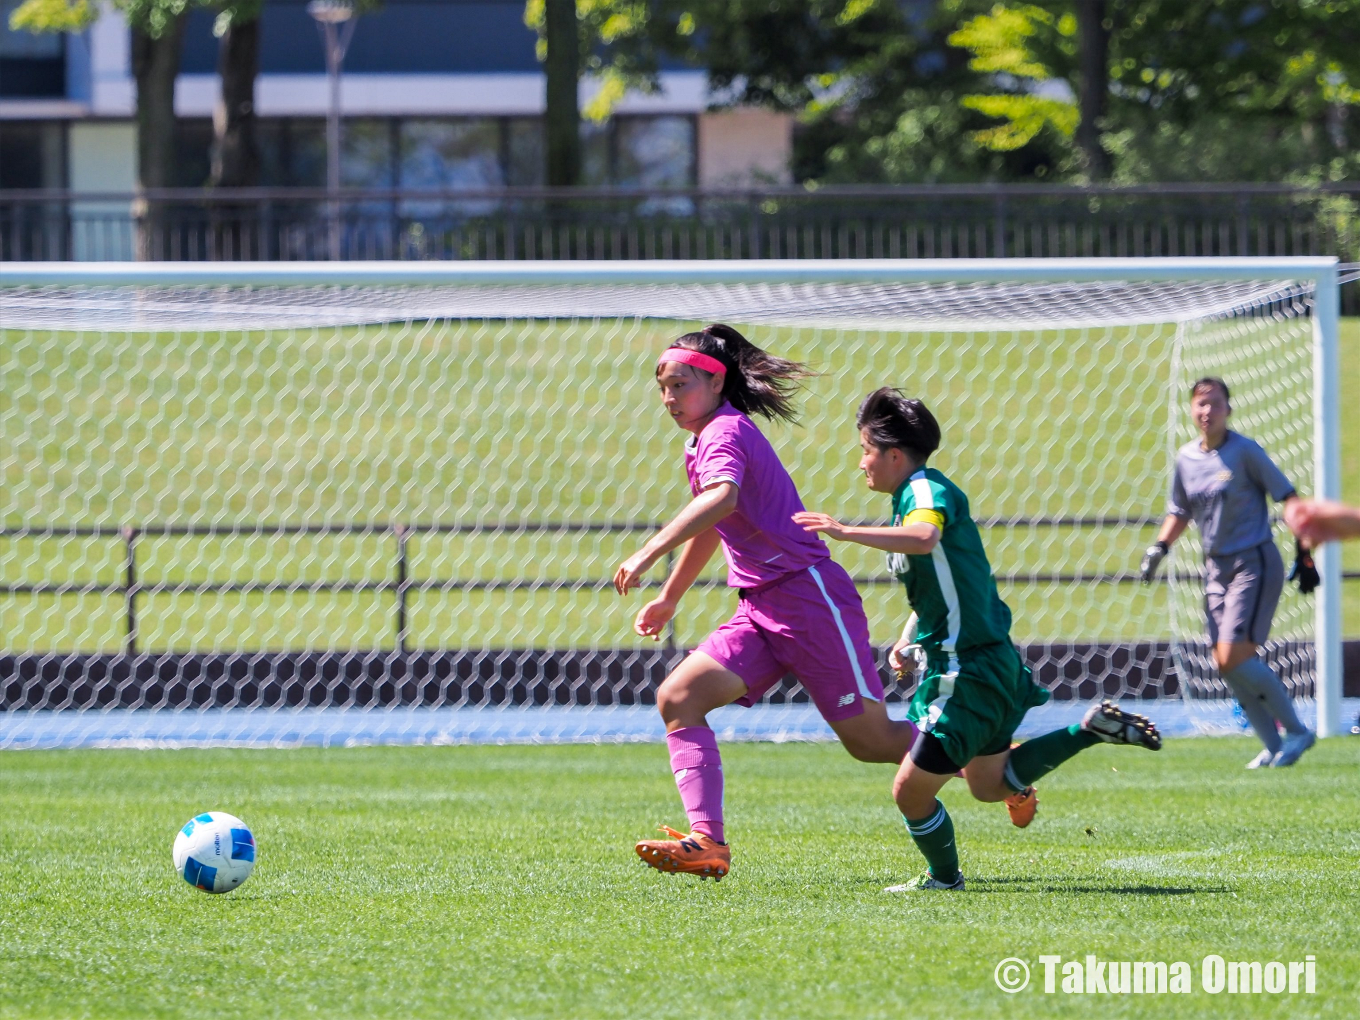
1204;541;1284;646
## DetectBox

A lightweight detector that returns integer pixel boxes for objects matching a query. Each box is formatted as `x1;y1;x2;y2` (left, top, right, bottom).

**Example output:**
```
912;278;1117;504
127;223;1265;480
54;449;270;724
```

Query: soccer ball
172;812;256;893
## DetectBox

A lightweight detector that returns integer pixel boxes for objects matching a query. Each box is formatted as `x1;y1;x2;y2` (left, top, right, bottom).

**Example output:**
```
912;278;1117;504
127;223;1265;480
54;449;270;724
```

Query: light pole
307;0;357;260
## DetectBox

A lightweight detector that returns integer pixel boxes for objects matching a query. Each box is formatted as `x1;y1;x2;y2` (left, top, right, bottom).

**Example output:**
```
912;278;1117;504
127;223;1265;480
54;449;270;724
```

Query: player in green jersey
795;388;1162;891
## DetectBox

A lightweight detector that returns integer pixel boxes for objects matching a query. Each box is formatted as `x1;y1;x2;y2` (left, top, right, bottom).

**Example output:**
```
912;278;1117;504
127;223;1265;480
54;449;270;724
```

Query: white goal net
0;259;1342;747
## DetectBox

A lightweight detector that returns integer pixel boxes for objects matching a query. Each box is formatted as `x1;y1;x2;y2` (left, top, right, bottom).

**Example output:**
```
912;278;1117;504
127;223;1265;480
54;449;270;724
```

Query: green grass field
4;315;1358;653
1;739;1358;1019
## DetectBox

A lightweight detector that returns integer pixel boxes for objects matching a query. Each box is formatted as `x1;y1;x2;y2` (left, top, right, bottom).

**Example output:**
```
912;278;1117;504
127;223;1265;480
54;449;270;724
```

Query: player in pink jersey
613;323;918;880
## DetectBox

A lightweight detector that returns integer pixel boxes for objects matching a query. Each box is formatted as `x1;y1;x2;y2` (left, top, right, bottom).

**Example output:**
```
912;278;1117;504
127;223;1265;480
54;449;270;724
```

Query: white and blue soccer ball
172;812;256;893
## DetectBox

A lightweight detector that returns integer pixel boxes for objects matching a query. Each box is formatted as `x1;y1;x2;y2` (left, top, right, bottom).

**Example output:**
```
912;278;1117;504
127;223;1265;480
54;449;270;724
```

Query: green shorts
906;641;1051;767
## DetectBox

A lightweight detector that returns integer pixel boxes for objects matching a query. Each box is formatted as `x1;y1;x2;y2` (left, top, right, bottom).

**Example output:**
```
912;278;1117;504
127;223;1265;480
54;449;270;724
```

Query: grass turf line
1;739;1357;1019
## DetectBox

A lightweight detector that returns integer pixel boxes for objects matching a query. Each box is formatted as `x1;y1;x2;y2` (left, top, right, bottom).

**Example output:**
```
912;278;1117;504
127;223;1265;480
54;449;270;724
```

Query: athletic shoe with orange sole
1004;786;1038;827
634;825;731;881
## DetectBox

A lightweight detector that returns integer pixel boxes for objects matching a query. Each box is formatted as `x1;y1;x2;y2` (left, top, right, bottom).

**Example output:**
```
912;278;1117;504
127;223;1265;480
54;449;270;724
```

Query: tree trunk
211;16;259;188
544;0;580;187
209;15;260;259
1074;0;1110;180
130;12;188;259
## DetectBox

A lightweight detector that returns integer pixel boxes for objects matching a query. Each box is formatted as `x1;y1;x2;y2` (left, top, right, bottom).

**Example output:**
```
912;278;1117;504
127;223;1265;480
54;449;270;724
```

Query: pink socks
666;726;725;843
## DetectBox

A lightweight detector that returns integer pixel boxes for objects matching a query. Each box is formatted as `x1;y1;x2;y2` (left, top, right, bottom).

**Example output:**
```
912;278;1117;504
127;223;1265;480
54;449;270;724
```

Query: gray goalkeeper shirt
1168;431;1296;557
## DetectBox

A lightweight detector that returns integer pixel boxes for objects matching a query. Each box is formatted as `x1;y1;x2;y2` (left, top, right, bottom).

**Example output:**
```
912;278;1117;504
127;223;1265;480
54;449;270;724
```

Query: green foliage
949;3;1080;151
683;0;1360;184
7;0;94;33
524;0;692;122
9;0;193;38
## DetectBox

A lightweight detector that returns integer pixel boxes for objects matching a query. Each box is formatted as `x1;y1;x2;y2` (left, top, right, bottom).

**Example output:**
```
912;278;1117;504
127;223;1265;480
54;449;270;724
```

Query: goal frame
0;255;1343;736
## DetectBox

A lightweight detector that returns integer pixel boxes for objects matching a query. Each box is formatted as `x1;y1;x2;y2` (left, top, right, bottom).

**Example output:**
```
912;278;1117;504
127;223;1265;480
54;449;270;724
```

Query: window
579;115;697;188
343;119;396;188
505;118;543;186
616;116;694;188
399;119;501;189
161;115;696;191
0;0;61;57
0;121;65;188
0;0;64;97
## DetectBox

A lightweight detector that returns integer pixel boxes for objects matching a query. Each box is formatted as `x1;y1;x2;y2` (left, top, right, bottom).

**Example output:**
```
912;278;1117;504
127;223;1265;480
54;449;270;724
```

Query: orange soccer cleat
1004;786;1038;828
634;825;731;881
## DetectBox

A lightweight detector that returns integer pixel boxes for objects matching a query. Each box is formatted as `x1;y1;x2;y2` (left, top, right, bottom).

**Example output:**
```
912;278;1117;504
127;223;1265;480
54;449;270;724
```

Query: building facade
0;0;791;194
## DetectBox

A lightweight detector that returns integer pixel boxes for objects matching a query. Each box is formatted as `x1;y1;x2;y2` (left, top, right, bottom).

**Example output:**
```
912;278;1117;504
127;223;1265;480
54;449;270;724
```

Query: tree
540;0;579;186
675;0;1046;183
209;0;261;188
949;0;1360;183
11;0;195;196
525;0;693;186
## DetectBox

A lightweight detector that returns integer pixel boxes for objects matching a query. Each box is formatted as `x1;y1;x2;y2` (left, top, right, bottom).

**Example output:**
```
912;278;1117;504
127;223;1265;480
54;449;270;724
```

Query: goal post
0;256;1342;745
1312;265;1343;738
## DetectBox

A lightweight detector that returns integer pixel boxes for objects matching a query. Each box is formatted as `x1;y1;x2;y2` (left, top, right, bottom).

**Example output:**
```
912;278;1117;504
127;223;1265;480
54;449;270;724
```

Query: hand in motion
791;511;848;540
888;635;924;681
1285;498;1360;547
634;597;677;641
887;613;922;681
1138;541;1169;584
1288;539;1321;594
613;549;658;596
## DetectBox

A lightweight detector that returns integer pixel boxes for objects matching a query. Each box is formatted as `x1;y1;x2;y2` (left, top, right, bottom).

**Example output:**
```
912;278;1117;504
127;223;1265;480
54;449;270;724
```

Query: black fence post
123;525;138;656
395;524;409;654
994;192;1007;257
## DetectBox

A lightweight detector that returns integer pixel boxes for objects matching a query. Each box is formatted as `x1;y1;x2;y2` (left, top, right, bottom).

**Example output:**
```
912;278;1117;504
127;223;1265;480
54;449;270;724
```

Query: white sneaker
886;871;965;892
1272;730;1316;768
1245;748;1276;770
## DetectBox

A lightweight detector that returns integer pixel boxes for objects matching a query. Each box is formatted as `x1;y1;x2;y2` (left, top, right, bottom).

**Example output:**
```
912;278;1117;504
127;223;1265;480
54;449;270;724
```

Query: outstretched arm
1286;498;1360;547
792;512;941;555
632;528;723;640
613;482;737;595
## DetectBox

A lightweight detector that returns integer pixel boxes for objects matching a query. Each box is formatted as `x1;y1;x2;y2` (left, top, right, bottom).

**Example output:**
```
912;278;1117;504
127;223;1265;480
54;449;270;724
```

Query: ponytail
662;324;810;424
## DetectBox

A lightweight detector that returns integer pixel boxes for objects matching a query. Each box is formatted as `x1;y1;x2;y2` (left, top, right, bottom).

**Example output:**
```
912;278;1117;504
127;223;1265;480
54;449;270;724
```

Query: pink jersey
684;402;830;589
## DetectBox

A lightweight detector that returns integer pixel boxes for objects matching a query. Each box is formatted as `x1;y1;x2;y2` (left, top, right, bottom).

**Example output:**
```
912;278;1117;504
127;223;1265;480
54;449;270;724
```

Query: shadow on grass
965;876;1230;896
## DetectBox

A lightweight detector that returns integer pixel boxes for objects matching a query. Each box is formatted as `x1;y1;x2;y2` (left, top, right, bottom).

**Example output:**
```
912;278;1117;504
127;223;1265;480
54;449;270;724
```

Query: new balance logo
681;839;702;852
838;693;857;707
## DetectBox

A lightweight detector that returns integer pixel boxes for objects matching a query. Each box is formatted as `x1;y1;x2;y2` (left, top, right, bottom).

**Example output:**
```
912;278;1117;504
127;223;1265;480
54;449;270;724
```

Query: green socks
904;800;959;883
1004;725;1101;792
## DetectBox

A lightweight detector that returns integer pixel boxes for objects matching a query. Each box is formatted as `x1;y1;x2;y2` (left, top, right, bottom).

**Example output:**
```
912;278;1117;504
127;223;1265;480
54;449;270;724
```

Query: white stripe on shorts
807;564;878;702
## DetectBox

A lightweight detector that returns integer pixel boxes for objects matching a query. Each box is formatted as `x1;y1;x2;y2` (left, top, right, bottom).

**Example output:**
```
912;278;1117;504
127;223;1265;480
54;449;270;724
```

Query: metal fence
6;516;1354;659
7;514;1345;710
3;182;1359;285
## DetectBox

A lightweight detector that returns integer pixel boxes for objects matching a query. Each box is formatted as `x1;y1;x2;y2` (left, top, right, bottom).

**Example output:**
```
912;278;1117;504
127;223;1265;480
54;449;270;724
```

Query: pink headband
657;348;727;376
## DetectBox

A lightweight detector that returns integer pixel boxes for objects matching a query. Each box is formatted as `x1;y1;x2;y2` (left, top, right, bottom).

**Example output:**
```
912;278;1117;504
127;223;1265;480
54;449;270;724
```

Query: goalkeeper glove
1139;541;1169;584
1288;539;1320;594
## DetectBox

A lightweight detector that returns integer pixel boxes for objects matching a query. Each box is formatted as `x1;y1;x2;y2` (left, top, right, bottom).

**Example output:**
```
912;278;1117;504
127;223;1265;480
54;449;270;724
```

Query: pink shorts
696;560;884;723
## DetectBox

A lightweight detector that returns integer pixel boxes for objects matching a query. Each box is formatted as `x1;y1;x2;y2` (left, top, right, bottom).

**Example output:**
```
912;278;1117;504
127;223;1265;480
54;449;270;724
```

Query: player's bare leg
827;699;917;764
886;754;964;891
962;751;1037;828
635;653;744;880
655;651;746;733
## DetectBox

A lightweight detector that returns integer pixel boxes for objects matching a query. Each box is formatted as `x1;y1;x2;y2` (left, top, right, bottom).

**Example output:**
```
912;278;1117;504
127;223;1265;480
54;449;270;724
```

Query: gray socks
1223;657;1308;751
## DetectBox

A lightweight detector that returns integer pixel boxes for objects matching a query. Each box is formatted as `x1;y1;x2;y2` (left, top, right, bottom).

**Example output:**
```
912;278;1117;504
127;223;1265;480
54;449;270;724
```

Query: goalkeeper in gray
1140;376;1318;768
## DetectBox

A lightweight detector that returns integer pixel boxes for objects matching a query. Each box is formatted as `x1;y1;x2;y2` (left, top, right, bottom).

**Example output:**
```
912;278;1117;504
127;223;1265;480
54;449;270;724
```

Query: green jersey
889;468;1013;654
